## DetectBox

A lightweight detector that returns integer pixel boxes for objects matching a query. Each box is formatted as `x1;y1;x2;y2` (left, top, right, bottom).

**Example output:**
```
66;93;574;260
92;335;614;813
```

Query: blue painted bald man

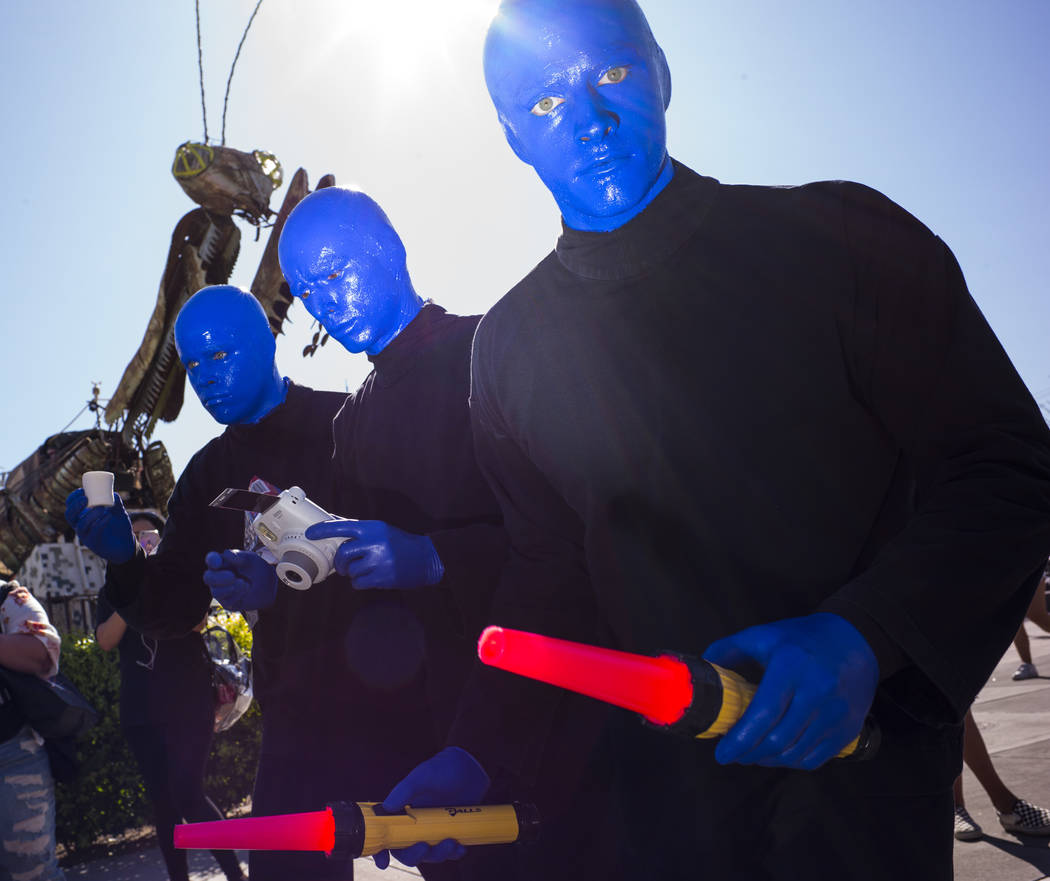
66;285;402;881
380;1;1050;878
278;187;506;608
274;187;509;878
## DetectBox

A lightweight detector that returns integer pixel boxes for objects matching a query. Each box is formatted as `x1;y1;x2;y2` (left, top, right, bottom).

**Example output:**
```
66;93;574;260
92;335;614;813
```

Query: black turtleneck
330;304;506;636
104;382;347;641
314;304;515;881
459;161;1050;811
103;381;359;744
329;303;507;724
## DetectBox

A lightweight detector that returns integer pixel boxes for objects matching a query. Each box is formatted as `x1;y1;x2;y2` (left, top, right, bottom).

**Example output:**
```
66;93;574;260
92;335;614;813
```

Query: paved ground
65;622;1050;880
953;619;1050;881
62;846;421;880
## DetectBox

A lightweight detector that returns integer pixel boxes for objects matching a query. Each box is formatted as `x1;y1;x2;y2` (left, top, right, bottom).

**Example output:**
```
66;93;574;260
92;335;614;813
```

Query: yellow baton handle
700;663;864;759
357;802;529;857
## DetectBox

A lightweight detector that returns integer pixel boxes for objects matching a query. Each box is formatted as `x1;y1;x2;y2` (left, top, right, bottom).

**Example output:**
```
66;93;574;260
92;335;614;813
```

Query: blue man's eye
530;96;565;116
598;66;629;85
300;290;311;299
186;360;199;370
212;351;227;361
327;271;341;280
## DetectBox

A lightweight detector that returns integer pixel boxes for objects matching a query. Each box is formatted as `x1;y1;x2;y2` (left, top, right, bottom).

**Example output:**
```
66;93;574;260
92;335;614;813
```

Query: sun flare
345;0;500;84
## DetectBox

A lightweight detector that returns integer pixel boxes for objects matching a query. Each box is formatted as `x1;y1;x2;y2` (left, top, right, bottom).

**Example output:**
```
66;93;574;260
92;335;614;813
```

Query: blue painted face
484;0;673;232
278;188;423;356
174;285;286;425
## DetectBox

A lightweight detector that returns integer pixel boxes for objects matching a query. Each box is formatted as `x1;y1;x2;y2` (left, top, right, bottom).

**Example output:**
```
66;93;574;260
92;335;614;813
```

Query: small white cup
137;530;161;555
82;471;115;507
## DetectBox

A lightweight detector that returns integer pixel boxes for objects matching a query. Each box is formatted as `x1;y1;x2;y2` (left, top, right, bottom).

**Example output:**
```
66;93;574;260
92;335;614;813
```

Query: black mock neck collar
368;302;448;385
555;160;718;281
227;379;303;442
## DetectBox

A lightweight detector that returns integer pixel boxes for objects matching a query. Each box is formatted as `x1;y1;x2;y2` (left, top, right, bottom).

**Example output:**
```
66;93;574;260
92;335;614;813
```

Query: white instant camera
210;485;344;589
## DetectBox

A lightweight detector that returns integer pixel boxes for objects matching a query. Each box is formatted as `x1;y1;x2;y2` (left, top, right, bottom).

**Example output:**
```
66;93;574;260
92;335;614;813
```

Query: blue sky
1;0;1048;480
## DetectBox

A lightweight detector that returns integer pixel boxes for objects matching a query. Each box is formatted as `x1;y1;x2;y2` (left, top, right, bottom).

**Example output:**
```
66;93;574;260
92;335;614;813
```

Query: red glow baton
175;808;335;854
477;626;878;759
175;801;539;860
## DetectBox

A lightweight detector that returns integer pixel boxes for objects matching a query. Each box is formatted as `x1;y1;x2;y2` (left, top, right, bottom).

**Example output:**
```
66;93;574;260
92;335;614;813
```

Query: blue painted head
278;187;424;356
484;0;673;232
174;285;287;425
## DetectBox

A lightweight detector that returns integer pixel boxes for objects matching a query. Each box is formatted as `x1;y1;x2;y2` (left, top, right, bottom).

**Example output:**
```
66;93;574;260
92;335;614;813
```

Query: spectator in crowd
0;579;65;880
1011;567;1050;680
95;512;244;881
953;708;1050;839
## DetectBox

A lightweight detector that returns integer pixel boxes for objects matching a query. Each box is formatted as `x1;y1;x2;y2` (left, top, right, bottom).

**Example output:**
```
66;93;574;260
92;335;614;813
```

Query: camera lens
278;551;319;589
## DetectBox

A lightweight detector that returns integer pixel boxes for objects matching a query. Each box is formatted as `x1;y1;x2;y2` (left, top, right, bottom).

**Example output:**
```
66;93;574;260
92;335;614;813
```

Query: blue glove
702;612;878;770
304;519;444;589
372;747;490;870
64;488;136;564
203;549;278;611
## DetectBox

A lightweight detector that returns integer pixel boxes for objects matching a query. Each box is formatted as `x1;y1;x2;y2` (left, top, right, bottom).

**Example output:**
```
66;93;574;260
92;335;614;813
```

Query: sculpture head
174;285;286;425
484;0;673;231
278;187;423;356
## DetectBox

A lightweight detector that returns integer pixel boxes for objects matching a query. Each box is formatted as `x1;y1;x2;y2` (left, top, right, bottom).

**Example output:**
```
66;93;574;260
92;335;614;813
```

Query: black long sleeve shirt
329;303;507;735
458;160;1050;788
103;382;368;751
95;589;212;728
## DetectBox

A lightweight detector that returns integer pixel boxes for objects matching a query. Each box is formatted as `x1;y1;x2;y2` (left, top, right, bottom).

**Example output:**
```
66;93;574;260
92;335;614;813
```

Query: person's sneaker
954;806;983;841
999;799;1050;835
1013;662;1039;680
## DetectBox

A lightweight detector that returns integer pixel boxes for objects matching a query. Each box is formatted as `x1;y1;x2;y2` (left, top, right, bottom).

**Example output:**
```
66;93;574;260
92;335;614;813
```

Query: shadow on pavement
62;845;247;881
978;833;1050;874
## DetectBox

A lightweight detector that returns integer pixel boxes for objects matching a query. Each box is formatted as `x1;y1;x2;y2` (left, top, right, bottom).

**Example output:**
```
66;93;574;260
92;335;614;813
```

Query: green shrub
54;612;262;856
211;608;253;654
54;632;150;853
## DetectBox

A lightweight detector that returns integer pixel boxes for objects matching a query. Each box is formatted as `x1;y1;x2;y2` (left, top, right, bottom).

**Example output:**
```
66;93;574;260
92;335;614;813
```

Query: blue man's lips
579;152;630;177
328;319;357;340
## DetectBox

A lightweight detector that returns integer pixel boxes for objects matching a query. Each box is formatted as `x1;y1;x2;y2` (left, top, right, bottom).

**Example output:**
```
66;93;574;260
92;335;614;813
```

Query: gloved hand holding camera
204;549;278;612
210;486;444;592
305;518;445;590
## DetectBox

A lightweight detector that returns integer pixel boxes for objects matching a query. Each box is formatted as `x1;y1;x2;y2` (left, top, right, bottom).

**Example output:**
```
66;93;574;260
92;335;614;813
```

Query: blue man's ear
497;110;531;166
656;44;672;110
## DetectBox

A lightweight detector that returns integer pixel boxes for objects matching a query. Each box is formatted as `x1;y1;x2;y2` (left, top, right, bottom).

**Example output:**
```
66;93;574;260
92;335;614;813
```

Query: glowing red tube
477;626;693;725
174;808;335;854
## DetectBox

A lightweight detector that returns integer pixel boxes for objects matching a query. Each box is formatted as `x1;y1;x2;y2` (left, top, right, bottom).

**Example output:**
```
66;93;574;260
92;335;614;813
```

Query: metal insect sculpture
0;0;335;593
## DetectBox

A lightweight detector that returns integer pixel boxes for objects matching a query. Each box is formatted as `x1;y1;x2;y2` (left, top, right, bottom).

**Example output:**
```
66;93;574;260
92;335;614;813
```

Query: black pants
614;694;963;880
124;722;243;881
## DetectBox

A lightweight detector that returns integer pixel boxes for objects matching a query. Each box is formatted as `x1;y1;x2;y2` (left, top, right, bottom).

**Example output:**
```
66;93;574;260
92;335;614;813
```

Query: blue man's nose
576;87;619;142
191;362;219;387
313;281;345;315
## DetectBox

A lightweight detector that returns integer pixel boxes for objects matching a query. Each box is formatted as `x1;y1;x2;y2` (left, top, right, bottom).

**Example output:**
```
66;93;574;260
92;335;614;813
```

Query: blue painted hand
203;549;278;612
372;747;490;870
64;488;136;564
703;612;879;770
304;519;444;589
